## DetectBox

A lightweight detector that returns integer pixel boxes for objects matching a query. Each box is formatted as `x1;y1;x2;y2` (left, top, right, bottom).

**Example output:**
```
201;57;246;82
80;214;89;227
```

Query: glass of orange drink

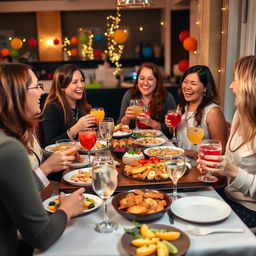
55;139;77;156
129;99;143;130
90;107;105;124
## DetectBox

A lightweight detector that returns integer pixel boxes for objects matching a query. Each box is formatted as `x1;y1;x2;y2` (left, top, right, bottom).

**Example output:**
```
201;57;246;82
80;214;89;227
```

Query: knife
167;208;174;224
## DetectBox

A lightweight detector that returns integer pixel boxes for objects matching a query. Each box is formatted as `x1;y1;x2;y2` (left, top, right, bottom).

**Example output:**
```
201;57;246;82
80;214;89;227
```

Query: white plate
44;144;56;152
144;146;184;159
113;130;133;138
43;193;102;214
77;140;107;153
63;167;92;186
69;155;94;168
171;196;232;223
132;129;162;138
136;137;166;148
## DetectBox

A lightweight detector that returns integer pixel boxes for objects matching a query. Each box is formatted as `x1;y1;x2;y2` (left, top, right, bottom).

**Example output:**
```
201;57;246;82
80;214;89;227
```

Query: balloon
94;33;103;43
142;46;153;58
178;60;189;72
183;37;197;51
70;48;78;56
29;38;37;47
0;48;10;57
179;30;189;42
10;38;23;50
93;49;102;58
80;35;89;44
47;73;53;79
53;39;60;45
10;49;19;58
113;29;128;44
70;36;78;45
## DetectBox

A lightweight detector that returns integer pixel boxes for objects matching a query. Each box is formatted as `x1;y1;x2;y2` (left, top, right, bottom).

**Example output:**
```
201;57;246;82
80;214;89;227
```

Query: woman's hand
76;114;96;130
125;106;135;119
165;114;172;128
40;146;77;175
137;112;152;126
58;187;85;220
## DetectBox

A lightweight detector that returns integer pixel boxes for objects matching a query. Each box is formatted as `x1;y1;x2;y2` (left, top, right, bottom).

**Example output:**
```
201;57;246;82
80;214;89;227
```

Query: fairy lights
80;30;94;60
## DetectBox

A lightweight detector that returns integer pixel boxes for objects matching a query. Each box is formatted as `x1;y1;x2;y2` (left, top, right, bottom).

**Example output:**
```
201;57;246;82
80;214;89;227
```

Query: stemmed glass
78;128;97;165
129;99;143;130
99;117;115;149
92;155;118;233
55;139;76;156
90;107;105;138
164;154;187;201
198;139;222;183
186;127;204;166
166;109;182;145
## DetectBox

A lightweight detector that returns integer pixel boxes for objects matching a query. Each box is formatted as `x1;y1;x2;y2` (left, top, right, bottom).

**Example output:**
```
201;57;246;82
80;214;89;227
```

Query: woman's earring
203;91;206;97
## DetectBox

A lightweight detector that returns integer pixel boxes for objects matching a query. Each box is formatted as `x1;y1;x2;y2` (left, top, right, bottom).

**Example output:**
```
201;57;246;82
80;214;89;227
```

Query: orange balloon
70;36;78;45
1;48;10;57
183;37;197;51
113;29;128;44
70;48;78;56
11;38;23;50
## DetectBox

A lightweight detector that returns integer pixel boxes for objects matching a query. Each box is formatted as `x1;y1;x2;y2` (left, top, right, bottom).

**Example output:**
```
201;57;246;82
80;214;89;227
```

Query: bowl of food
112;189;171;221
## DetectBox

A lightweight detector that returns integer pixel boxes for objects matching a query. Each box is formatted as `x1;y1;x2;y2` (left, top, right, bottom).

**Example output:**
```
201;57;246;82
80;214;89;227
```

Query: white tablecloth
34;187;256;256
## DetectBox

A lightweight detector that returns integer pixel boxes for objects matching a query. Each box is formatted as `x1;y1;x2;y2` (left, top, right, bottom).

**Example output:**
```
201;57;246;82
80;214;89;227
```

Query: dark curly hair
131;62;167;121
179;65;219;126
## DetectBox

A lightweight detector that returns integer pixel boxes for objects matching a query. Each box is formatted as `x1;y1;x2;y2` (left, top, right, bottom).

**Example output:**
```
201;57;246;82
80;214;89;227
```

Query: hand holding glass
129;99;143;130
99;117;115;149
92;155;118;233
167;109;182;145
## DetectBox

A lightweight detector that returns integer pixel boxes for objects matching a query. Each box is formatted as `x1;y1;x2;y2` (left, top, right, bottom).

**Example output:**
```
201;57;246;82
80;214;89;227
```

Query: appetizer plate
121;224;190;256
136;137;166;147
113;130;133;139
43;193;102;214
63;167;92;186
144;146;184;159
77;140;107;153
132;129;162;138
69;155;94;168
171;196;232;223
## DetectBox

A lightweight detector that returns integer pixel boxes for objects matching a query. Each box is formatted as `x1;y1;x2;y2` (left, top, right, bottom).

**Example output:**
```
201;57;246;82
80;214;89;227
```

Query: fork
187;225;244;236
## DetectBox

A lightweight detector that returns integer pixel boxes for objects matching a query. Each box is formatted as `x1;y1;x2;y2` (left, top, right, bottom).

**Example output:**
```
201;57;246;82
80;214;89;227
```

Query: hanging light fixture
116;0;152;8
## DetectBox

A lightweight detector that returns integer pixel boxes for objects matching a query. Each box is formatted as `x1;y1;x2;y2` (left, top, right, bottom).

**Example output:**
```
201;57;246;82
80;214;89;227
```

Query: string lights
79;29;94;60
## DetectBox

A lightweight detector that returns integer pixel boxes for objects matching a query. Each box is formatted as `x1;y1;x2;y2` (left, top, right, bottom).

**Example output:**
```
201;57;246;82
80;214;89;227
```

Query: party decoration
79;28;94;60
94;33;103;43
179;30;189;43
47;73;53;79
93;49;102;58
70;36;78;45
178;60;189;72
142;46;153;58
183;37;197;51
0;48;10;57
53;39;60;45
70;48;78;56
9;49;19;58
29;38;37;47
80;35;89;44
113;29;128;44
10;37;23;50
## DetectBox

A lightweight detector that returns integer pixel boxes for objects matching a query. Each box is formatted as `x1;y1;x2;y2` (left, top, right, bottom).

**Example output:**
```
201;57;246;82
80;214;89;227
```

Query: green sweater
0;131;67;256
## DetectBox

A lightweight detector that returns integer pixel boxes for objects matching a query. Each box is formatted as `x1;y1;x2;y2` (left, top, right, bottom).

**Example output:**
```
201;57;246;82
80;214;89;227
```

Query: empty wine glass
92;155;118;233
198;139;222;183
99;117;115;149
129;99;143;130
164;153;187;201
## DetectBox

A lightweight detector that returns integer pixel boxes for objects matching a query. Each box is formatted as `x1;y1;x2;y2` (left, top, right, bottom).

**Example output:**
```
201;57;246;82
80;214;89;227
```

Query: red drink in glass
198;144;222;161
167;112;182;127
79;131;97;150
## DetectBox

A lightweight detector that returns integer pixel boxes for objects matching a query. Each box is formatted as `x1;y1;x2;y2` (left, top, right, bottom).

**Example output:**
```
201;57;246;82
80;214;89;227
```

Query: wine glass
164;154;186;201
167;109;182;145
55;139;77;156
198;139;222;183
99;117;115;149
78;128;97;165
92;155;118;233
186;127;204;166
129;99;143;130
90;107;105;138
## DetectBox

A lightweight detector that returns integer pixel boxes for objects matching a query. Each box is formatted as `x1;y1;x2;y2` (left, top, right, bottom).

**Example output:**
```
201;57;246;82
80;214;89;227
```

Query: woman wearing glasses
0;63;85;255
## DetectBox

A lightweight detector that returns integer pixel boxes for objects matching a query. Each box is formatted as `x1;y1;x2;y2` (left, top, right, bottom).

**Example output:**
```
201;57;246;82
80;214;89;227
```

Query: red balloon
183;37;197;51
47;73;53;79
70;48;78;56
70;36;78;45
94;49;102;58
179;30;189;42
0;48;10;57
29;38;37;47
53;39;60;45
178;60;189;73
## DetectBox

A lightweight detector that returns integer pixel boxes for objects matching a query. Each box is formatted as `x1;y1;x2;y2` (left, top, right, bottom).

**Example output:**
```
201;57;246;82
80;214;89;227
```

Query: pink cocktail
167;112;182;127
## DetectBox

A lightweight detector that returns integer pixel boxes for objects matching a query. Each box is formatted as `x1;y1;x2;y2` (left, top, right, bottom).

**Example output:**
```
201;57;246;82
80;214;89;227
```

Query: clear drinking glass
129;99;143;130
55;139;77;156
92;155;118;233
186;127;204;166
99;117;115;149
166;109;182;145
198;139;222;183
78;128;97;165
164;154;187;201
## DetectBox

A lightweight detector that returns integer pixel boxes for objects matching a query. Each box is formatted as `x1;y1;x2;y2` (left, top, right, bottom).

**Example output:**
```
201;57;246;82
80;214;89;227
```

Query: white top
176;103;220;150
225;111;256;211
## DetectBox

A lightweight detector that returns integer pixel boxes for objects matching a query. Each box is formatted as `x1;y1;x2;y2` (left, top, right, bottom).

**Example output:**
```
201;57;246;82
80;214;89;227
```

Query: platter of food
132;129;162;138
43;193;102;214
113;123;132;138
69;155;94;168
135;137;166;147
143;146;184;159
63;167;92;186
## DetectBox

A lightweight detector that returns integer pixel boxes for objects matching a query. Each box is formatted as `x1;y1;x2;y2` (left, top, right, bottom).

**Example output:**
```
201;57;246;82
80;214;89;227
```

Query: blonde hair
229;55;256;151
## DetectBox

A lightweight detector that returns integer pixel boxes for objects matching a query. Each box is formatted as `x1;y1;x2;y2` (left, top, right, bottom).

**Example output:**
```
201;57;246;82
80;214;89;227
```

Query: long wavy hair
131;62;167;121
0;63;36;153
229;55;256;151
43;64;91;127
179;65;219;126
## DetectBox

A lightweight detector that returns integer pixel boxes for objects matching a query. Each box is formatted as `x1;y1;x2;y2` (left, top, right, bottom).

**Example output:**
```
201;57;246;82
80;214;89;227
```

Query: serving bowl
112;189;171;222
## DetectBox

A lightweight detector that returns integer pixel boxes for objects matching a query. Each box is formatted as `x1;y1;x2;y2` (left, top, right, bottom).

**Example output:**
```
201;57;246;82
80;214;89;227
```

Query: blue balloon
95;33;103;43
142;46;153;58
